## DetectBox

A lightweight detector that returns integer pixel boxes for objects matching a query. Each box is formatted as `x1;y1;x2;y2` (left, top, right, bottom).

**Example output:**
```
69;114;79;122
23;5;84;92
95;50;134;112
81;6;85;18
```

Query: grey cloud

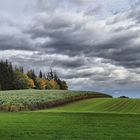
107;6;140;25
84;5;103;15
53;58;86;69
0;0;140;95
26;10;140;68
0;34;34;51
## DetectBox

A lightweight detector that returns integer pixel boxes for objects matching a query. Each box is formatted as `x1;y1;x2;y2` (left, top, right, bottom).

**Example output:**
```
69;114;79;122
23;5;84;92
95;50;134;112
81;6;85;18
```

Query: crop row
0;90;112;111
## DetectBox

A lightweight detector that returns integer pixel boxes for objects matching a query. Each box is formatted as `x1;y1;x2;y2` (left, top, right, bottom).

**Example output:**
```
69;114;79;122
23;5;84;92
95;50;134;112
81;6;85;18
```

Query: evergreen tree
39;70;43;78
47;69;54;80
0;60;14;90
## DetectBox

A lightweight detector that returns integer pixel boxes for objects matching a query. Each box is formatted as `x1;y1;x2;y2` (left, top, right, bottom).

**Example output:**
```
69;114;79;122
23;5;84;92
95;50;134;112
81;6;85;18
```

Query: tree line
0;60;68;90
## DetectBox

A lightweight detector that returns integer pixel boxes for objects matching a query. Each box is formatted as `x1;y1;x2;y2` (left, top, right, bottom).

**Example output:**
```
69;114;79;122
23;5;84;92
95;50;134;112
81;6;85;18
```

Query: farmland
0;90;140;140
0;112;140;140
0;90;111;111
43;98;140;114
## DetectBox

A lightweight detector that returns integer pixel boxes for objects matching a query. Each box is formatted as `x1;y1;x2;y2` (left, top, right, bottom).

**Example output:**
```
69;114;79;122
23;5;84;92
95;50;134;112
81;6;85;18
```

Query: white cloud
0;0;140;96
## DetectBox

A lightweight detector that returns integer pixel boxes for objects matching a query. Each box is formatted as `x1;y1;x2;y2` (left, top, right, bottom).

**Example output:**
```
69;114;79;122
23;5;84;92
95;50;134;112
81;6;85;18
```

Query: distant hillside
43;98;140;114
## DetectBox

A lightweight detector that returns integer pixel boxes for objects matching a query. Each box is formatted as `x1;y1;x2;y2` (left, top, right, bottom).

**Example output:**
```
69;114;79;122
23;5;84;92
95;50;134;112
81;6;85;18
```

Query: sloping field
42;98;140;114
0;91;140;140
0;112;140;140
0;90;111;111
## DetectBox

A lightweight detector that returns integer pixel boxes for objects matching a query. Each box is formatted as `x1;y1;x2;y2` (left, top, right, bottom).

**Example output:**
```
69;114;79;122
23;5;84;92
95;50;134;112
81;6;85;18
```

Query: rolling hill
0;90;111;111
41;98;140;114
0;90;140;140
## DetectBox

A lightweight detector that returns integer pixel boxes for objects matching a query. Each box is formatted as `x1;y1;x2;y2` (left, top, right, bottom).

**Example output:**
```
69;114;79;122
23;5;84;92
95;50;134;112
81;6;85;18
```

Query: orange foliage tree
36;78;46;89
27;78;35;89
49;79;60;89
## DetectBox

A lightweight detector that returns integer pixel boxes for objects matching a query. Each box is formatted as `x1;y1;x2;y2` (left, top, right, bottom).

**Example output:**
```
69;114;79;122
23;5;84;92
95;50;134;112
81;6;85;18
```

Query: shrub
27;78;35;89
36;78;46;89
13;70;29;89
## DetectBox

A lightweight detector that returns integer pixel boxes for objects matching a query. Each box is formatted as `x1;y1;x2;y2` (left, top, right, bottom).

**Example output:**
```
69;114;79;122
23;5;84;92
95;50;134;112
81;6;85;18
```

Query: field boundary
29;94;112;111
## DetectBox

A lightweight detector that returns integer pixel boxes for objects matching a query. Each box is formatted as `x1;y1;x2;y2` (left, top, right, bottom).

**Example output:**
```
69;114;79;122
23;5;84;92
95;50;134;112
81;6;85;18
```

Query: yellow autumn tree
27;78;35;89
36;78;46;89
49;79;60;89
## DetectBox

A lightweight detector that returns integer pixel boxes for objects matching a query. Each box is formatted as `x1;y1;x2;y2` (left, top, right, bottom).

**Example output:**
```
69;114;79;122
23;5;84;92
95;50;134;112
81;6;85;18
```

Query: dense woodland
0;60;68;90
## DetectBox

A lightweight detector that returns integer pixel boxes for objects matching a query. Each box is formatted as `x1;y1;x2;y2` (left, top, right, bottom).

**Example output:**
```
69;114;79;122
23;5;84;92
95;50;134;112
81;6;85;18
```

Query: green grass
41;98;140;114
0;90;111;111
0;112;140;140
0;91;140;140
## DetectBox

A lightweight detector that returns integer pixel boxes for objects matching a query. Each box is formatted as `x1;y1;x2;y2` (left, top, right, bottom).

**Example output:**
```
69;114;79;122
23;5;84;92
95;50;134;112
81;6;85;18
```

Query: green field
43;98;140;114
0;112;140;140
0;90;140;140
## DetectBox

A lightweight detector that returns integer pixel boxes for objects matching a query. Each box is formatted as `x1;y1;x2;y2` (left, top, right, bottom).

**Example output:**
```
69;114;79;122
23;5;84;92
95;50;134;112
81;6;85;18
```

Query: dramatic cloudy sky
0;0;140;97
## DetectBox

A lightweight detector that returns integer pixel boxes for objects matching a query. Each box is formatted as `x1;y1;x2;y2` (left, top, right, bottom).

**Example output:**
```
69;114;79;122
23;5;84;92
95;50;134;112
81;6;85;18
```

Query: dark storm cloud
53;57;86;69
0;34;34;51
86;30;140;68
25;7;140;69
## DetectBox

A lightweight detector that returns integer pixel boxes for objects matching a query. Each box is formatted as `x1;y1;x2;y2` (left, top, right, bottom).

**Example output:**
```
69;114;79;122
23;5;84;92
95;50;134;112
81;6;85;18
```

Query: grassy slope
0;92;140;140
0;112;140;140
39;98;140;114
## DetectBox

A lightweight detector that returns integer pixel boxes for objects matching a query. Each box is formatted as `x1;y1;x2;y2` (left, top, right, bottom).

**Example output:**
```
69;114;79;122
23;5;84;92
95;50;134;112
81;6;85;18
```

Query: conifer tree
39;70;43;78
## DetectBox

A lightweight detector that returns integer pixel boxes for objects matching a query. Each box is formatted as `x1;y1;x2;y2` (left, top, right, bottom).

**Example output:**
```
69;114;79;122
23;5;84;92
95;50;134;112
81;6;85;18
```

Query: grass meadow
0;90;139;140
0;112;140;140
